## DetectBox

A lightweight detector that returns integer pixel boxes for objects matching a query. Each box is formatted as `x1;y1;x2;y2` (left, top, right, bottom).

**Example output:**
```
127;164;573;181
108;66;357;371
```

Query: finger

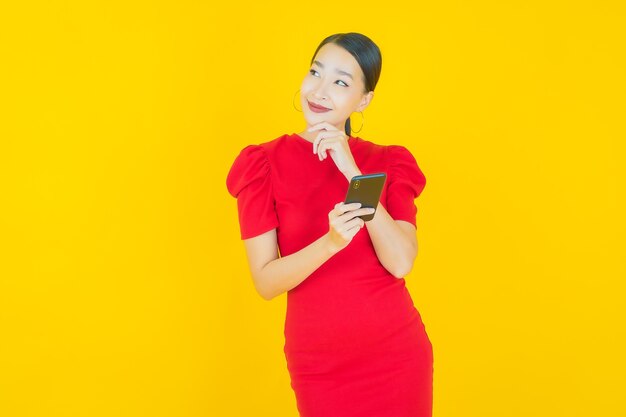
324;139;347;159
331;203;342;217
312;133;329;154
341;218;364;235
336;221;358;237
339;207;374;223
309;123;347;143
313;130;341;154
316;139;325;158
346;216;365;228
320;140;339;160
318;142;324;161
341;202;363;211
338;211;363;223
334;202;361;215
337;207;369;218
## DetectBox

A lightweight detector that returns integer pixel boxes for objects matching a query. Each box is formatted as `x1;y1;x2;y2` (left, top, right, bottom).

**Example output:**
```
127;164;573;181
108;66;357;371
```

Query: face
300;42;374;133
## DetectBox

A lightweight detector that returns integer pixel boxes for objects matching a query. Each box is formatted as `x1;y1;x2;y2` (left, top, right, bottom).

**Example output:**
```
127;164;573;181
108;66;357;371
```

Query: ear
356;91;374;112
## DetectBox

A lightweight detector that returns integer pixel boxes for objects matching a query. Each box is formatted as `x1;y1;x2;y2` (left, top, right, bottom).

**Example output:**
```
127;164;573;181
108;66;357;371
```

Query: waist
284;281;423;351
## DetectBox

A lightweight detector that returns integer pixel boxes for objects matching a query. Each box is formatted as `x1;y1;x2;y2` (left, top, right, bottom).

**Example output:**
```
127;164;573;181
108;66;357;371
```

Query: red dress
226;132;433;417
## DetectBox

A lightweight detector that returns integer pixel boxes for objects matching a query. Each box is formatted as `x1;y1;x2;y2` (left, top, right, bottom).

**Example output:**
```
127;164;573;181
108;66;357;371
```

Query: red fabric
226;133;432;417
225;144;279;239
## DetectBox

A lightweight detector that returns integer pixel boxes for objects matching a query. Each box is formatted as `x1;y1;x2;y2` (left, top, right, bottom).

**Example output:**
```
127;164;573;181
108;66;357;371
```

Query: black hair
309;32;382;136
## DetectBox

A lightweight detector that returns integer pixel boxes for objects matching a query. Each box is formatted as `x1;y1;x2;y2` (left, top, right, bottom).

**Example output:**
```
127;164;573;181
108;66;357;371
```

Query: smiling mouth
307;101;332;112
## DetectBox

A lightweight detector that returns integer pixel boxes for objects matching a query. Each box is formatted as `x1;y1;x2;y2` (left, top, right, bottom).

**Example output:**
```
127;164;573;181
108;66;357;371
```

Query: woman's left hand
308;122;360;178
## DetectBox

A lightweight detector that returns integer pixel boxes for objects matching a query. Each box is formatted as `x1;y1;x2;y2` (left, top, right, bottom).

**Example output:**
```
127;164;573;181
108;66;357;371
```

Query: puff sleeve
226;145;279;240
385;145;427;228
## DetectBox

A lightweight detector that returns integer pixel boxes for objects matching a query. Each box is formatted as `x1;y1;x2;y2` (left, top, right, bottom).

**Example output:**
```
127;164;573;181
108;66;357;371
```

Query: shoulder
226;136;284;197
351;136;419;163
350;135;386;156
237;133;294;159
385;144;418;163
385;144;426;188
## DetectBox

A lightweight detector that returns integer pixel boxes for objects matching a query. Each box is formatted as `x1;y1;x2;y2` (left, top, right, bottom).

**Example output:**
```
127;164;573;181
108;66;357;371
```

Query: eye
309;69;350;87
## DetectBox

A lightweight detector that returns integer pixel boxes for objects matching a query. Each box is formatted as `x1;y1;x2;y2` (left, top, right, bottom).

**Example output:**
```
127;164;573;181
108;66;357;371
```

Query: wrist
344;167;362;181
323;232;342;256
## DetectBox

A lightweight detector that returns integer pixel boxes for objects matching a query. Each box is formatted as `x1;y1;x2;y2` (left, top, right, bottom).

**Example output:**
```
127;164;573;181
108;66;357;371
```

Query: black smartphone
343;172;387;221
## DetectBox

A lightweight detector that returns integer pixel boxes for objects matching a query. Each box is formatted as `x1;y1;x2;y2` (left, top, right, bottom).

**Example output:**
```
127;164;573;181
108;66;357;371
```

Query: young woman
226;32;433;417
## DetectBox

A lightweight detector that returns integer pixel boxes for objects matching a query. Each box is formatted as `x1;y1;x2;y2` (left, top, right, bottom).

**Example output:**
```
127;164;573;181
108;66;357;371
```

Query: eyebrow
312;60;354;80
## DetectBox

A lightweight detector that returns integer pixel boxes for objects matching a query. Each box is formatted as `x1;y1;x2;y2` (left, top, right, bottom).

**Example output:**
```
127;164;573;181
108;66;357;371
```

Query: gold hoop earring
293;89;302;112
351;111;364;133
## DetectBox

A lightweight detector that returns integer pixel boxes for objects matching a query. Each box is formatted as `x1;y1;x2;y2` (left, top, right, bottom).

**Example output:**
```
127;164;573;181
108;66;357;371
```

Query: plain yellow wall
1;1;624;416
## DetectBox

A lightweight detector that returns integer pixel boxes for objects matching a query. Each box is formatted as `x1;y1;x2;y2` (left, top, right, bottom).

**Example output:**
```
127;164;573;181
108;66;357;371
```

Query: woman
226;32;433;417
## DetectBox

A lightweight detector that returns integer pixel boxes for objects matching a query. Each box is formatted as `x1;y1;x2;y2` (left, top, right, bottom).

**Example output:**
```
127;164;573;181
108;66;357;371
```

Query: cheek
300;78;316;95
333;95;353;113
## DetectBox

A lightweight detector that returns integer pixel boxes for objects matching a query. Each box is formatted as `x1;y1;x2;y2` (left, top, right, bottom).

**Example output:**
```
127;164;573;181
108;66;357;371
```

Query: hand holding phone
343;172;387;221
326;201;375;254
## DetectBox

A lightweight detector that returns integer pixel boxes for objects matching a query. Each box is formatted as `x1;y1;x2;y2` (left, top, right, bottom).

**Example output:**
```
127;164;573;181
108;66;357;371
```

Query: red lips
307;101;331;112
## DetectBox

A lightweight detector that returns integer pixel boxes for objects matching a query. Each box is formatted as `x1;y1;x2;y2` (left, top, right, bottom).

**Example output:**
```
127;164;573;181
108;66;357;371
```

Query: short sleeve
385;145;427;228
226;145;279;239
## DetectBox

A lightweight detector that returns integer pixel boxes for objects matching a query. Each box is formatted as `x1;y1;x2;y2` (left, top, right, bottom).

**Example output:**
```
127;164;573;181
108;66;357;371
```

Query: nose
312;80;330;100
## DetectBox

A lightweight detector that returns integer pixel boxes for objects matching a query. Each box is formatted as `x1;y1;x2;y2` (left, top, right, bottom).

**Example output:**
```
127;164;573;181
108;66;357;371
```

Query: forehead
314;43;361;74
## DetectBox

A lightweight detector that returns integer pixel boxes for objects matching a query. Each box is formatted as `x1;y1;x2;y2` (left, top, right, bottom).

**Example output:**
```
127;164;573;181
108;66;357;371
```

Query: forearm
258;233;337;300
365;202;416;278
344;167;416;278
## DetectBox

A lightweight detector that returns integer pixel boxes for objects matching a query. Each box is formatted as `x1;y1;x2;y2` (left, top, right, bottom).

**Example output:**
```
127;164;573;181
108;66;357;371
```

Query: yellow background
1;1;624;416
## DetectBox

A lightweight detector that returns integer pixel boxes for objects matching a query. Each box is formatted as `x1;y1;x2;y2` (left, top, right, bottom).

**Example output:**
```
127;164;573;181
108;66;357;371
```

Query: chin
303;115;321;125
305;113;334;124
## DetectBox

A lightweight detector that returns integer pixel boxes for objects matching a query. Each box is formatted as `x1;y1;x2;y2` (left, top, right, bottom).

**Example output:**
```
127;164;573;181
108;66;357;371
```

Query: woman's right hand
325;202;376;254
